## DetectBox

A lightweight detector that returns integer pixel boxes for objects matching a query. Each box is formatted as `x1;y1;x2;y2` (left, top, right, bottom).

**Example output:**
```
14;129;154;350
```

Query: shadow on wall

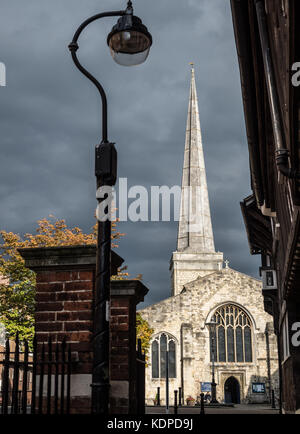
245;371;279;405
216;371;279;405
217;321;280;405
244;321;279;404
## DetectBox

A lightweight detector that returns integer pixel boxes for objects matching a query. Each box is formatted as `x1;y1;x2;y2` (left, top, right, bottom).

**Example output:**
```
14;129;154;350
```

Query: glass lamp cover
109;30;151;66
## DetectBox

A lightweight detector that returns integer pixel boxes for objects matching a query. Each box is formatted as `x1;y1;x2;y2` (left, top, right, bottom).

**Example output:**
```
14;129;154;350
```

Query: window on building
151;333;176;378
210;305;253;363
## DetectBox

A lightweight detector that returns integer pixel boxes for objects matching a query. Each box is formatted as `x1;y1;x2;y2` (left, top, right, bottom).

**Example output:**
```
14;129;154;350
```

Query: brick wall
35;269;93;365
19;245;149;414
19;246;98;414
110;280;148;414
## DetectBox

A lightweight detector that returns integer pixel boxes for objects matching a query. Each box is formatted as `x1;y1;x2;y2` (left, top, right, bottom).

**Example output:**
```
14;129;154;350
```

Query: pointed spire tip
176;62;216;253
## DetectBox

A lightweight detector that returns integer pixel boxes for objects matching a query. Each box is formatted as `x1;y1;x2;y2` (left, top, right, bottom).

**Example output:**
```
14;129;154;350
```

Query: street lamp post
205;321;218;404
68;0;152;414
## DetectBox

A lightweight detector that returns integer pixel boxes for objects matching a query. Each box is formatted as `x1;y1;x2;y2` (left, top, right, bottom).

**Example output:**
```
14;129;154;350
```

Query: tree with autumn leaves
136;313;154;360
0;216;153;355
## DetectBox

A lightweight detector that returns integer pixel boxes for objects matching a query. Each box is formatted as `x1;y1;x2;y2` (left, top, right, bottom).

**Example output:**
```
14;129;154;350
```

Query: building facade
139;67;279;405
231;0;300;413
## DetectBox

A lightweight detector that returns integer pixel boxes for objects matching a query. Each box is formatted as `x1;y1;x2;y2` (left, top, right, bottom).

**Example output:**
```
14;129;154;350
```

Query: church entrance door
224;376;240;404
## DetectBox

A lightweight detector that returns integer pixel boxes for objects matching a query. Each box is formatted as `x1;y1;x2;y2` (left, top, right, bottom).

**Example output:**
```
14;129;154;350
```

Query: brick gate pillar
110;280;149;414
19;245;123;414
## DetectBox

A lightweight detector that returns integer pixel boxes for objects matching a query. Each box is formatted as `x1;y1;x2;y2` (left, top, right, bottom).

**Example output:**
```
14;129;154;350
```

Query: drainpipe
274;301;283;414
255;0;300;180
276;332;283;414
265;325;272;403
270;295;283;414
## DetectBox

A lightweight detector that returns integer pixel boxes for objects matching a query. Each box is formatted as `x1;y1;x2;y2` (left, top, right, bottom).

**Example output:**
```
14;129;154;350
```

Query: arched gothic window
210;305;253;363
152;333;176;379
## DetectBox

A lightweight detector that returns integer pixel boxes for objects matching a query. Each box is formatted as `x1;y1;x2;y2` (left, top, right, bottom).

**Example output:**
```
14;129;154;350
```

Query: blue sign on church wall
200;382;211;392
252;383;266;393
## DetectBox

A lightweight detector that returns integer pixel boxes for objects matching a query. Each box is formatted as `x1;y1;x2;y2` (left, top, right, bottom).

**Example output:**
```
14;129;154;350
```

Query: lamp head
107;2;152;66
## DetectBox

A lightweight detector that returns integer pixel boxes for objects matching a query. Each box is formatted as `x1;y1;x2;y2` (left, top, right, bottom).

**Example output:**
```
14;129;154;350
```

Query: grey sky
0;0;260;307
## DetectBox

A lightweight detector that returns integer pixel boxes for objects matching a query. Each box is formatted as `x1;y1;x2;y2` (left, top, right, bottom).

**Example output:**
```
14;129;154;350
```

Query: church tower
170;65;223;296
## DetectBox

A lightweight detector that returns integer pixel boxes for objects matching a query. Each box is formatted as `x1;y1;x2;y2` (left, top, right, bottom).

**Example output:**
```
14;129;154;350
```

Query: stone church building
139;67;279;406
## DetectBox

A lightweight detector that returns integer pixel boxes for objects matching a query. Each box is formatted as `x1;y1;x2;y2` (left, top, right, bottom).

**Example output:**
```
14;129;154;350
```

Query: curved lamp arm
68;10;126;143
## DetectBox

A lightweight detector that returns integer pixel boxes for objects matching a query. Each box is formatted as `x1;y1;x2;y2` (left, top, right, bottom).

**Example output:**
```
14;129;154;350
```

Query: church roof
139;267;261;314
183;267;261;290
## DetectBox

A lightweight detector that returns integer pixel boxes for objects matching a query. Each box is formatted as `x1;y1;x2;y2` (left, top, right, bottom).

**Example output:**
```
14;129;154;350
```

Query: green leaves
136;312;154;363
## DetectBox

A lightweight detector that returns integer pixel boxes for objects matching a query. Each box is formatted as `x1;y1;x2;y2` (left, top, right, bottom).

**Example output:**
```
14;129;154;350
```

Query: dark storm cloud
0;0;259;308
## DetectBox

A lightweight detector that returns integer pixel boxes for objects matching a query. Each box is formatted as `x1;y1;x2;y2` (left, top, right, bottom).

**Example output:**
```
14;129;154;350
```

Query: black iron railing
0;335;73;414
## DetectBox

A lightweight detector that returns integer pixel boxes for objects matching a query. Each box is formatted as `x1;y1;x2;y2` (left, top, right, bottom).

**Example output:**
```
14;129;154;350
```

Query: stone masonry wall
140;268;279;405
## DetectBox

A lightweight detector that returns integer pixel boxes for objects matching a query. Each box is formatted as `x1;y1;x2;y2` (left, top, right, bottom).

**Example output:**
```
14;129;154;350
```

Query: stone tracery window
210;305;253;363
152;333;176;379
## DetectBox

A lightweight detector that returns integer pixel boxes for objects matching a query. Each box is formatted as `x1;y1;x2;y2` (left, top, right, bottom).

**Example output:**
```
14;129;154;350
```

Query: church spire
177;65;215;253
170;65;223;297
